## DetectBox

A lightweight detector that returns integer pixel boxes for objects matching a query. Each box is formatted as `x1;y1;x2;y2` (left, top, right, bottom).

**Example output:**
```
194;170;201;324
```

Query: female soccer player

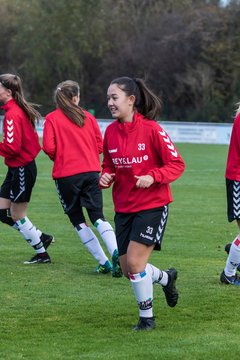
99;77;185;330
0;73;53;264
42;80;122;277
220;104;240;285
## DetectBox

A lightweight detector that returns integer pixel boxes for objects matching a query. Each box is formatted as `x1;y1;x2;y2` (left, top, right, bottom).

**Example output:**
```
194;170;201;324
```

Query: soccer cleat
24;252;51;265
225;243;231;254
162;268;178;307
220;271;240;285
111;249;123;278
95;260;112;274
133;317;156;331
40;233;54;250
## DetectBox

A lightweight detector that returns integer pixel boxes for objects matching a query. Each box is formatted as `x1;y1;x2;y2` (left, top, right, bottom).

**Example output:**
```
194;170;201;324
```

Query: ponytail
0;74;40;127
110;76;162;120
236;102;240;116
54;80;85;127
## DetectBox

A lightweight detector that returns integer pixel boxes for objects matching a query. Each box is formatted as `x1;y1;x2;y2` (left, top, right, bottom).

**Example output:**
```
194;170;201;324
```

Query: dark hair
0;73;41;127
54;80;85;127
236;102;240;116
110;77;162;120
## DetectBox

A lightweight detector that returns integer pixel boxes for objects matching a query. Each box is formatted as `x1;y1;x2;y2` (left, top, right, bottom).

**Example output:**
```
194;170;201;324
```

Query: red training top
101;112;185;213
0;98;41;167
225;113;240;181
42;108;103;179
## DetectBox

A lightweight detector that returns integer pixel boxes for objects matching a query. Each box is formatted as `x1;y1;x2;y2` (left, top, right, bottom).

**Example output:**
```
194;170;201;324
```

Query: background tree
0;0;239;122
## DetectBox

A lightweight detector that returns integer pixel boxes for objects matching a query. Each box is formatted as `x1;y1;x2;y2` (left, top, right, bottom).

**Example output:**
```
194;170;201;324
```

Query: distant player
99;77;185;330
0;73;53;264
220;104;240;285
42;80;122;277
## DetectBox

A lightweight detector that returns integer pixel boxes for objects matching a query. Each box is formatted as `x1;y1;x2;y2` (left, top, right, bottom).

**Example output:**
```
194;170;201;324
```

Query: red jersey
42;108;103;179
225;113;240;180
0;99;41;167
101;112;185;213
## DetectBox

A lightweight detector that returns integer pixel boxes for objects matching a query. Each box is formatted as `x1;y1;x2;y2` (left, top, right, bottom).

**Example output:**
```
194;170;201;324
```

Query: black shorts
55;171;103;217
226;179;240;222
114;206;168;256
0;160;37;203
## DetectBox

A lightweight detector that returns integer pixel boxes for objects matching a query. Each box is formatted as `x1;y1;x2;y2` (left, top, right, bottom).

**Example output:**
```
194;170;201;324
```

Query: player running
42;80;122;277
100;76;185;330
0;73;53;264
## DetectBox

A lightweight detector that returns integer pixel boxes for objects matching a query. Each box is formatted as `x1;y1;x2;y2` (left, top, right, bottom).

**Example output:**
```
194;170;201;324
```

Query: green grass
0;143;240;359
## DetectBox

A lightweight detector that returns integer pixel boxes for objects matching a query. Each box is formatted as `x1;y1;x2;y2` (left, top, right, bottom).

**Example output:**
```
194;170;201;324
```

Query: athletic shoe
220;270;240;285
133;317;156;331
40;233;54;250
162;268;178;307
225;243;231;254
24;252;51;265
95;260;112;274
111;249;123;278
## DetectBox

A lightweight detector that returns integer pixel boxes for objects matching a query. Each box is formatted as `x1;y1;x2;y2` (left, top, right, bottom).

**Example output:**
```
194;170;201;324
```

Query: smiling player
100;77;185;330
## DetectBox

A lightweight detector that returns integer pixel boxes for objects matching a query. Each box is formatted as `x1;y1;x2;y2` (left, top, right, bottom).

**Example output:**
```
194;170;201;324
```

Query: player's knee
68;210;85;227
127;255;145;274
87;209;104;225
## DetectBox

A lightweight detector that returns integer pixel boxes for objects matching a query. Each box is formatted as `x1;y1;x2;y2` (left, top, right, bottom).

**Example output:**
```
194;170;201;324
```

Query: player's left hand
134;175;154;188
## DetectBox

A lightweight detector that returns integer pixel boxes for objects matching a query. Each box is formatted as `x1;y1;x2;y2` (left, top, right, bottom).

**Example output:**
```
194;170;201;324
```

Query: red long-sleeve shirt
42;108;103;179
225;113;240;180
0;99;41;167
101;112;185;213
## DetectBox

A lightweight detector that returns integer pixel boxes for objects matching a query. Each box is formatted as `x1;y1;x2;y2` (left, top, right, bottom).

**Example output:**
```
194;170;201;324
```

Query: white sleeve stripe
5;119;14;143
159;130;178;158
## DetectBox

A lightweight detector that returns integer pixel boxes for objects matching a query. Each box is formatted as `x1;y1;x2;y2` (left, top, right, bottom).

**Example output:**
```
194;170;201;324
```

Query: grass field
0;143;239;360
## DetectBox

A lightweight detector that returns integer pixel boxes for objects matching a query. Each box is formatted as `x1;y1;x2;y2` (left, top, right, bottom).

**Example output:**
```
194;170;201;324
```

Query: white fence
0;117;233;145
97;120;232;145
